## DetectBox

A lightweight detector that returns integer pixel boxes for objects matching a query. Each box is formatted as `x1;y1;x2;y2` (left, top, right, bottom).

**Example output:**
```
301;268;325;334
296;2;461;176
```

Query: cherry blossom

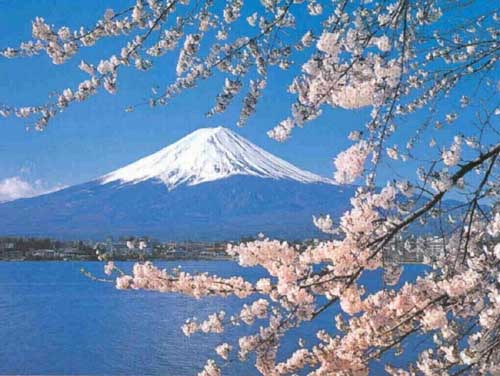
214;343;232;361
333;140;371;184
3;0;500;374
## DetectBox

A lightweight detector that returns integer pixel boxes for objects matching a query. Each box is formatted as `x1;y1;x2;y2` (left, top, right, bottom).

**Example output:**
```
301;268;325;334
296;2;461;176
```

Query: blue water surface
0;261;429;375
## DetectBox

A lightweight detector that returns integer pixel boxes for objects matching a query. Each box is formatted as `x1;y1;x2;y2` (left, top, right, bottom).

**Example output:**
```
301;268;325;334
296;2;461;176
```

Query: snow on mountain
0;127;459;240
0;126;346;240
100;126;333;189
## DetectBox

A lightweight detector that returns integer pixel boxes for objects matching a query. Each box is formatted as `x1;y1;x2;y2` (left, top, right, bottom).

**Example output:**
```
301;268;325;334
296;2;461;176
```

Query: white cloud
0;177;64;203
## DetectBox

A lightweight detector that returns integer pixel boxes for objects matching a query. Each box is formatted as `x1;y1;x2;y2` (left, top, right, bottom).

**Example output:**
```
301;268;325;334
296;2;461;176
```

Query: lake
0;261;430;375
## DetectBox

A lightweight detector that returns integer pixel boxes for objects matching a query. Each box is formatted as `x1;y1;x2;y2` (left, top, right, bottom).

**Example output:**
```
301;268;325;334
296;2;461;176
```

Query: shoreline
0;256;237;262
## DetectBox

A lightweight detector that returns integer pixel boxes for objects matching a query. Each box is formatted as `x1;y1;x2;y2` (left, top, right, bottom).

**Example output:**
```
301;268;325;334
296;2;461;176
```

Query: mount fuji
0;127;354;240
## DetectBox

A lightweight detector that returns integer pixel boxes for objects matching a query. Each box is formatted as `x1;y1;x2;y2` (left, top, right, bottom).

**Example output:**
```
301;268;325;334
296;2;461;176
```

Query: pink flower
215;343;232;361
104;261;115;276
421;306;447;330
115;275;133;290
197;359;220;376
334;141;371;184
340;286;363;315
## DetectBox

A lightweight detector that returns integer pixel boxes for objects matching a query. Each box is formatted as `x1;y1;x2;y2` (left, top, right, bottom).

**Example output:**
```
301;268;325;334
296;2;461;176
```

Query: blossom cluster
103;141;500;374
3;0;500;374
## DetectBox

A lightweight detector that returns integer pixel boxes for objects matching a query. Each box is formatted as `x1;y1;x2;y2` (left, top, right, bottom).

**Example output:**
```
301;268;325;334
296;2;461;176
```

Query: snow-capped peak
100;126;333;189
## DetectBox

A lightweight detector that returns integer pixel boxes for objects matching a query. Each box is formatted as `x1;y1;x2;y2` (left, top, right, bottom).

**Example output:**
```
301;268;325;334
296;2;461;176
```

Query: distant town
0;236;237;261
0;234;445;264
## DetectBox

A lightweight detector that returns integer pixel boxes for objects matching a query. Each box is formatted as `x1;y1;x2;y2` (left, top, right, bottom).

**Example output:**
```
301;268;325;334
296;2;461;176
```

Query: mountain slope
101;126;332;188
0;127;349;240
0;176;353;240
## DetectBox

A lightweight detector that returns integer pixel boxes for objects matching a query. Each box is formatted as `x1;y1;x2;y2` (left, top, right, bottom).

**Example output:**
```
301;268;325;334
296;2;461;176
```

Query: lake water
0;261;430;375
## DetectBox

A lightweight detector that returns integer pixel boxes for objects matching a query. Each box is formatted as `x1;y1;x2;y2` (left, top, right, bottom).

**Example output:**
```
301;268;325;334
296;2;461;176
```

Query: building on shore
383;234;446;264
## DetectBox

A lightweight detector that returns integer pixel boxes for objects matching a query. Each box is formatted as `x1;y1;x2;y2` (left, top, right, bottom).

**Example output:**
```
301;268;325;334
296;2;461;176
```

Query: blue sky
0;0;496;201
0;1;363;193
